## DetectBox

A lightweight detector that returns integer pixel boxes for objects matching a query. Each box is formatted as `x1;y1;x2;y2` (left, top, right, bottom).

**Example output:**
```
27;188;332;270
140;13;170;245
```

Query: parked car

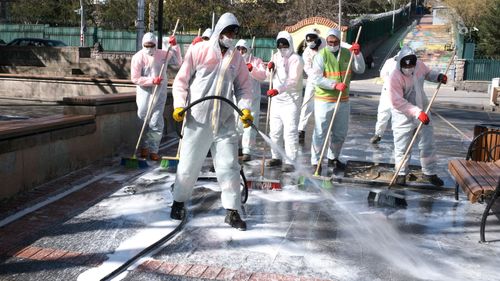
6;38;67;47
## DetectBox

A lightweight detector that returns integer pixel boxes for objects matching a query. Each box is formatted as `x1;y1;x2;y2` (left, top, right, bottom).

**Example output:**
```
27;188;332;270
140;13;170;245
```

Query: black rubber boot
224;209;246;231
282;164;295;173
170;201;185;220
266;158;282;167
328;158;346;171
298;130;305;145
423;174;444;187
370;134;381;144
395;175;407;186
312;164;322;175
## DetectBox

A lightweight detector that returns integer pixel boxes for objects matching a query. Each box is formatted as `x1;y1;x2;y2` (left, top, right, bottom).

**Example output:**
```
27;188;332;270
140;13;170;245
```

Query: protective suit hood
276;31;294;58
209;12;239;52
326;28;341;40
235;39;248;50
202;28;212;39
142;32;157;46
396;46;417;71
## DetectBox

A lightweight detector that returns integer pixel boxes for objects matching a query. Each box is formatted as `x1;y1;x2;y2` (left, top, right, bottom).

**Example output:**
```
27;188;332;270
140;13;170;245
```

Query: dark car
6;38;67;47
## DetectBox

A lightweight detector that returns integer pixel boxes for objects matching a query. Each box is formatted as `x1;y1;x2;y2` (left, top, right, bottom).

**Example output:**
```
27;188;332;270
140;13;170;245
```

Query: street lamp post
391;0;396;34
79;0;85;47
136;0;145;52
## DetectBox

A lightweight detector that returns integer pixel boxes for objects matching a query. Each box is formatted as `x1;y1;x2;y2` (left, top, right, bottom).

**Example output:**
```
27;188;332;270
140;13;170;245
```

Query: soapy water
254;130;462;281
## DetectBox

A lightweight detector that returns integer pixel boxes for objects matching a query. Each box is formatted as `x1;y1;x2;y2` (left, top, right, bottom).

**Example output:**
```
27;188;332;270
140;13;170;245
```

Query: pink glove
152;76;163;85
418;111;430;125
247;63;253;72
350;43;361;55
334;82;347;91
191;36;203;45
267;61;275;71
267;89;278;97
168;36;177;46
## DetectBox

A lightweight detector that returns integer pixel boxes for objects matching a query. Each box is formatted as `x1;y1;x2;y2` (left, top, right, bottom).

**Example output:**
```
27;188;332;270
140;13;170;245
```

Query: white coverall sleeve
234;56;253;110
388;72;421;117
172;47;195;109
166;45;183;66
311;54;335;90
303;49;315;77
351;52;366;74
276;55;304;94
422;62;440;82
131;54;154;86
249;57;267;82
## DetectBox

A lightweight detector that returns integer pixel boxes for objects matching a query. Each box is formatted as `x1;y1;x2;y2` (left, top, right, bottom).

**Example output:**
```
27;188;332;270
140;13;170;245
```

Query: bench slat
448;159;500;203
463;161;498;190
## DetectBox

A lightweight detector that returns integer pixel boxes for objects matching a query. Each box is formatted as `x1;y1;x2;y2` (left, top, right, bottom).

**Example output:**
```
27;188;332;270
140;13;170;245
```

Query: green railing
465;59;500;81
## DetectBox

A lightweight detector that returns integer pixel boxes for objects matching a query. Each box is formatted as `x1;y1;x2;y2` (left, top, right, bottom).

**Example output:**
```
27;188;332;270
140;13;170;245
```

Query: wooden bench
448;130;500;242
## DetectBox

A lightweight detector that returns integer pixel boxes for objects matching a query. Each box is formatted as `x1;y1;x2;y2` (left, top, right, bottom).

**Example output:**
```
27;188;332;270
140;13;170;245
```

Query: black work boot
395;175;407;186
312;164;322;175
298;130;305;145
423;174;444;187
170;201;185;220
282;164;295;173
224;209;247;231
370;134;381;144
241;154;251;162
328;158;346;171
266;158;282;167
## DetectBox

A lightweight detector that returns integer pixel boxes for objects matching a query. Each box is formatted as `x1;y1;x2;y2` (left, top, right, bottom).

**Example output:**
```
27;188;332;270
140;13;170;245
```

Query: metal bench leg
480;180;500;243
455;182;459;201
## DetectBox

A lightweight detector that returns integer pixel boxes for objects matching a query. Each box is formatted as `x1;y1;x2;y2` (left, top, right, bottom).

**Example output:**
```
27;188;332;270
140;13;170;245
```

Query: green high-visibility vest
315;47;352;102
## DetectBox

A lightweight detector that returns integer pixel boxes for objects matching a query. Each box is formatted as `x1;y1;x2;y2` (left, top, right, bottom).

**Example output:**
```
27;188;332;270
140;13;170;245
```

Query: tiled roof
285;17;348;33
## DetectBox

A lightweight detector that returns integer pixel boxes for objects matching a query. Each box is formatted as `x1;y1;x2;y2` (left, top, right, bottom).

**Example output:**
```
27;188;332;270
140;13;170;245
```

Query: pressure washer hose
179;95;259;132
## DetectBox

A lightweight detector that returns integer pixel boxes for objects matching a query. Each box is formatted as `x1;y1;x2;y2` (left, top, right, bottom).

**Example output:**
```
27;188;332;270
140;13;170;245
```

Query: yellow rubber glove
239;109;254;128
172;107;185;122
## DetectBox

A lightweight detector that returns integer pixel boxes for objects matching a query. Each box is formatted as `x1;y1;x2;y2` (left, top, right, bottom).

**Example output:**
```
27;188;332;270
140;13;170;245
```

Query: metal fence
464;59;500;81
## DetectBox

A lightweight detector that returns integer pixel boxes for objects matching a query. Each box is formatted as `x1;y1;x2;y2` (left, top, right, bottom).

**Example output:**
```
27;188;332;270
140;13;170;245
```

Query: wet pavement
1;87;499;281
1;16;500;281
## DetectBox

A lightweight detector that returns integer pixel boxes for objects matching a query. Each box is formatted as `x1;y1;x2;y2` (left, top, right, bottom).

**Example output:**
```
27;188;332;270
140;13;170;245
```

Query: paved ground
1;15;500;281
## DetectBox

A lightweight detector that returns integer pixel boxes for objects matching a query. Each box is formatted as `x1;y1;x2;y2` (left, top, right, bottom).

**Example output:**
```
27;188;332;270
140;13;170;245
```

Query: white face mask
307;42;316;49
144;47;155;56
219;35;233;48
279;48;291;57
401;67;415;76
327;45;340;53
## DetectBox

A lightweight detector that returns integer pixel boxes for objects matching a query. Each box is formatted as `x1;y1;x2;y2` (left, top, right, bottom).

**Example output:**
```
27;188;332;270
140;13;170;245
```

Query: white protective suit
310;28;365;165
131;32;182;153
374;55;398;137
202;28;212;40
235;39;267;156
388;46;440;176
298;29;326;132
268;31;304;165
171;13;253;210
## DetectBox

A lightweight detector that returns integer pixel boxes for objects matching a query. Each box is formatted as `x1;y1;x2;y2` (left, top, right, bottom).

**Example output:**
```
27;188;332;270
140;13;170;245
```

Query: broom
121;19;180;169
367;50;456;207
299;26;363;188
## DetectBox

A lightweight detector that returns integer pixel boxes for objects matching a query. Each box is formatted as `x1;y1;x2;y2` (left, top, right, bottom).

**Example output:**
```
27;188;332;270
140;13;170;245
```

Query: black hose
179;95;259;132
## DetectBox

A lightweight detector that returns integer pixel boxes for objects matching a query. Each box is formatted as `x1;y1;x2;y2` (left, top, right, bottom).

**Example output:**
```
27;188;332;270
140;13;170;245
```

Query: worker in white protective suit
388;46;447;186
191;28;212;45
310;28;365;174
298;29;326;145
131;32;182;161
266;31;304;173
169;13;254;231
370;53;399;144
235;39;267;162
